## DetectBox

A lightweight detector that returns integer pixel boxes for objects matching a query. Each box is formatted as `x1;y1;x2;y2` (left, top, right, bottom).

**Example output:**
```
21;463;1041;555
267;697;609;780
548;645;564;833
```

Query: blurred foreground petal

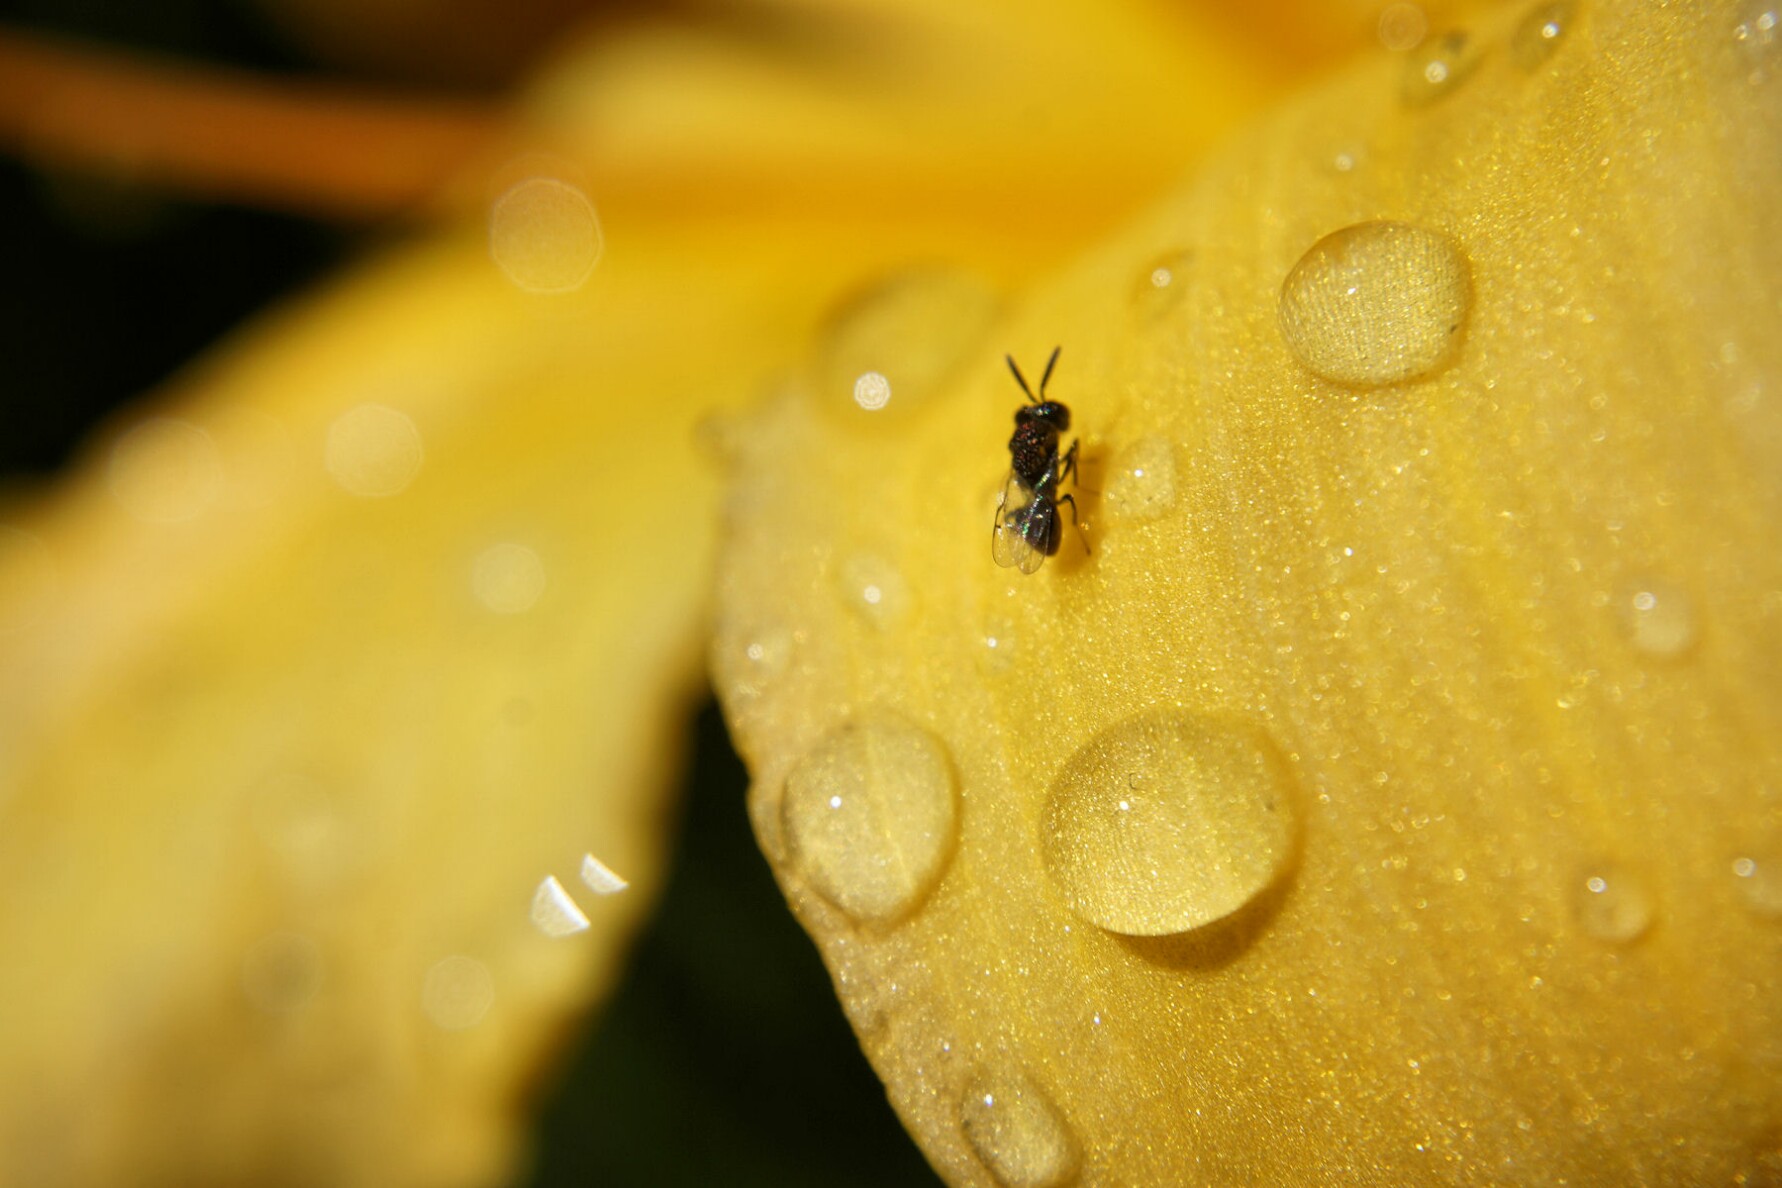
714;1;1782;1182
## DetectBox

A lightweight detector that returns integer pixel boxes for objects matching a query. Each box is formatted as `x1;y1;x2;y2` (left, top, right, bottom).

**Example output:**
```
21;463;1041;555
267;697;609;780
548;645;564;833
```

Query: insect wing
991;471;1049;574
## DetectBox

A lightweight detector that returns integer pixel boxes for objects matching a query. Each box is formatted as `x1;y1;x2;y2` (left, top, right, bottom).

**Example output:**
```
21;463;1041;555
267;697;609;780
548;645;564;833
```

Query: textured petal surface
713;1;1782;1183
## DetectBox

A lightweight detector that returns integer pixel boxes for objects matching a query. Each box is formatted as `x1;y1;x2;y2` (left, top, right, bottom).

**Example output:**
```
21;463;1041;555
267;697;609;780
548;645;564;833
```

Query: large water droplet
488;176;603;294
1733;854;1782;918
421;954;495;1030
1105;436;1178;523
471;542;547;614
816;271;1000;419
108;418;223;523
1042;712;1299;937
782;714;958;925
960;1069;1079;1188
1575;863;1653;943
1278;221;1471;387
1401;29;1484;106
1619;578;1698;658
325;403;424;497
531;874;590;938
1511;1;1577;69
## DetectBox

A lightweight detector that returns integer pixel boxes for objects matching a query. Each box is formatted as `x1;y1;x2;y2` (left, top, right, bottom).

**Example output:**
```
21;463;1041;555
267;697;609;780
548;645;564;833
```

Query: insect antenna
1038;346;1060;398
1005;354;1036;403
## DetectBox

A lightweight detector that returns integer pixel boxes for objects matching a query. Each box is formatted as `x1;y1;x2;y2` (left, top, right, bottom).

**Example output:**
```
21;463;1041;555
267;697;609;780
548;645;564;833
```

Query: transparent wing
991;472;1049;574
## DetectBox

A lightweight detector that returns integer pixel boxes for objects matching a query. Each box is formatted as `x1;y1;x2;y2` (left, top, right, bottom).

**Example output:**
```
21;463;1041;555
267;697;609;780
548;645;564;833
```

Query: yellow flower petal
714;1;1782;1182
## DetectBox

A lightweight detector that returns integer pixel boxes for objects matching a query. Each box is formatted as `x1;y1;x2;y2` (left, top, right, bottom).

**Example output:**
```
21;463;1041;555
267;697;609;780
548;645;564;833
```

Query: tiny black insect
992;346;1085;574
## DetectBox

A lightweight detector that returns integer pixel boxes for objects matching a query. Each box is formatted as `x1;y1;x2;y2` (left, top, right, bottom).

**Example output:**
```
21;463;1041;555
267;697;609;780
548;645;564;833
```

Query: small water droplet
1377;2;1429;51
980;613;1017;674
471;542;547;614
108;418;223;523
782;714;958;924
0;527;57;633
325;404;424;497
1130;249;1194;320
1278;221;1471;387
1511;1;1577;69
241;931;324;1014
581;852;630;895
1105;436;1178;523
1401;29;1484;105
1042;712;1299;937
1619;578;1697;658
488;177;603;294
531;874;590;937
1734;5;1780;82
1575;862;1653;942
1733;854;1782;918
959;1069;1079;1188
839;553;911;628
816;271;1000;418
421;955;495;1030
853;371;892;410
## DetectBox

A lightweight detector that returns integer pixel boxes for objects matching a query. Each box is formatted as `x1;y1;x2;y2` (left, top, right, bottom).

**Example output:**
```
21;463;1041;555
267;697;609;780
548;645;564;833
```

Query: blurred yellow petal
714;1;1782;1184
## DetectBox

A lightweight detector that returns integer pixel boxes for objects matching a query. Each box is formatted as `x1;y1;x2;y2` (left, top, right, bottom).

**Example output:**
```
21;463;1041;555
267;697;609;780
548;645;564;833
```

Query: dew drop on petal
1130;249;1194;320
782;715;958;925
1575;863;1654;943
1619;578;1697;658
1278;221;1471;387
107;418;223;523
959;1069;1079;1188
1734;5;1780;83
980;613;1017;674
839;553;911;628
1042;712;1299;937
1105;436;1178;523
580;852;630;895
471;542;547;614
1511;1;1577;69
1733;855;1782;918
488;177;603;294
816;270;1000;417
241;931;324;1014
421;955;495;1030
1401;29;1484;106
325;404;423;497
531;875;590;938
1377;2;1429;51
0;527;57;633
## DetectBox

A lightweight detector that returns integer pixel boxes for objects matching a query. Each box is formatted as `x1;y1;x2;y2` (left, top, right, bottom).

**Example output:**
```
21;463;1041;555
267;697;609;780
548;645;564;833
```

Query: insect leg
1057;438;1080;486
1057;492;1090;555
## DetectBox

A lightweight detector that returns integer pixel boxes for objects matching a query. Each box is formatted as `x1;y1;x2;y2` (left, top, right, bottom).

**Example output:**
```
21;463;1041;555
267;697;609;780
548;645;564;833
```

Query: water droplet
1733;854;1782;918
421;954;495;1030
960;1069;1079;1188
471;542;547;614
1619;578;1697;658
1574;863;1653;943
1130;250;1194;320
853;371;892;410
0;527;57;633
581;852;630;895
1041;712;1299;937
782;714;958;924
325;403;424;497
1278;221;1471;387
108;418;223;523
839;553;911;628
531;874;590;937
241;931;324;1014
1401;29;1484;106
980;613;1017;673
1105;436;1178;523
488;177;603;294
1511;1;1577;69
1377;2;1429;52
816;271;1000;418
1734;6;1780;82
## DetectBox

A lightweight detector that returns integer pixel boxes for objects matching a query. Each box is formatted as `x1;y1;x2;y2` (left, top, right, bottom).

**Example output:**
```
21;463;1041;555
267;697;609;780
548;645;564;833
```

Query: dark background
0;1;940;1183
